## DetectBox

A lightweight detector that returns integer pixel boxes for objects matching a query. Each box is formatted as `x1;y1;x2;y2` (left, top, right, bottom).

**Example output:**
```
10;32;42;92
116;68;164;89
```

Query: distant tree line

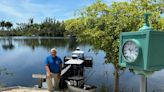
0;21;13;31
0;18;66;37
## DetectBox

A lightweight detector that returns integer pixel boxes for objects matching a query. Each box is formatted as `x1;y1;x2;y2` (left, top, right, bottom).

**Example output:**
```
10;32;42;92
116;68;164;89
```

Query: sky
0;0;163;26
0;0;117;25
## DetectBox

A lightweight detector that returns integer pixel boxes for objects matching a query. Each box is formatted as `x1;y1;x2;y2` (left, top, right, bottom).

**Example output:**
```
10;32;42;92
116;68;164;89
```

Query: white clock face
122;40;139;63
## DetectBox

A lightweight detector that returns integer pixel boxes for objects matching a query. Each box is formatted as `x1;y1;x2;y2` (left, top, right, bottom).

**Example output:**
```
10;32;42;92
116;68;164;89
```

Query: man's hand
46;72;51;78
45;65;51;78
57;74;61;79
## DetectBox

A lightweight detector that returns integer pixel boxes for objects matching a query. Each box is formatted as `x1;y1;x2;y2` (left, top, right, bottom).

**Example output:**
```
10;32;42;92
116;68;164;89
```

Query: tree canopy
65;0;164;91
65;0;164;64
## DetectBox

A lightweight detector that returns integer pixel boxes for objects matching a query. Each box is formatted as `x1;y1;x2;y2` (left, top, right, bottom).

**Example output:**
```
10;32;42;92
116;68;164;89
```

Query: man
45;48;62;92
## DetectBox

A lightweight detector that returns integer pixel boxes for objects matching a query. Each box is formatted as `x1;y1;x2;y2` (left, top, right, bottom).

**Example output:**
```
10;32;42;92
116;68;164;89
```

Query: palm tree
29;18;34;25
0;21;5;31
5;21;13;31
0;21;1;30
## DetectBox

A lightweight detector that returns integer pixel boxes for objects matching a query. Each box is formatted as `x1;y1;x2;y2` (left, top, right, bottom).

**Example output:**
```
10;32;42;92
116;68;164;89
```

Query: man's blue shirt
45;55;62;73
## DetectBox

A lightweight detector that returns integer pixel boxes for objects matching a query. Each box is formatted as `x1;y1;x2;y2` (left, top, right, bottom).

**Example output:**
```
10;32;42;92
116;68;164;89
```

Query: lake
0;37;164;92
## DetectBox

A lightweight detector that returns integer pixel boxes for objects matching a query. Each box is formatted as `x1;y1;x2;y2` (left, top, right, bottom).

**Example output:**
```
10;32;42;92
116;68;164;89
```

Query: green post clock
119;14;164;72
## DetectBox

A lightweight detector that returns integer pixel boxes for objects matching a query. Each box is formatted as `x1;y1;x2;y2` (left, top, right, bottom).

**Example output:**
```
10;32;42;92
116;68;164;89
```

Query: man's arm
45;65;51;77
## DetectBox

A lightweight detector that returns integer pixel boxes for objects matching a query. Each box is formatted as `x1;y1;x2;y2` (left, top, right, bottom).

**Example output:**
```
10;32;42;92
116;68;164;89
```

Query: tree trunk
114;65;119;92
2;27;4;31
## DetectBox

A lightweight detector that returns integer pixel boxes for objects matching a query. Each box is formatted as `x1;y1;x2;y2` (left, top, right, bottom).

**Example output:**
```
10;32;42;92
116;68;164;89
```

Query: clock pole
140;75;147;92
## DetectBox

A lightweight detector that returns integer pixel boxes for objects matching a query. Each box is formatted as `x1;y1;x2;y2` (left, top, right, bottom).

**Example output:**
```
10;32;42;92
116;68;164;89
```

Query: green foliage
0;68;14;76
0;83;5;88
0;68;13;88
99;84;110;92
65;0;164;66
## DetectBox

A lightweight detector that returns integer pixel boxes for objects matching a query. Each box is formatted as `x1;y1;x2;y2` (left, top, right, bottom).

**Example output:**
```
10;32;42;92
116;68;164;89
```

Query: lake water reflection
0;37;164;92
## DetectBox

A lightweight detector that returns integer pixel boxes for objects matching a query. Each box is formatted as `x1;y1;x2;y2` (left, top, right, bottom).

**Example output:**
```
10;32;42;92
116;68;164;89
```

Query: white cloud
0;2;23;18
1;0;127;24
0;0;63;23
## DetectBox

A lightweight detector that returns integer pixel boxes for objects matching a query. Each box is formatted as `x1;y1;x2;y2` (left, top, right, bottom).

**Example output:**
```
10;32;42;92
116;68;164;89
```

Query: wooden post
38;78;43;88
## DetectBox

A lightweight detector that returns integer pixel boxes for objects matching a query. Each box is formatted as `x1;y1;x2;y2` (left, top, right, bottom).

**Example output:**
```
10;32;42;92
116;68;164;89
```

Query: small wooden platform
32;74;46;79
32;65;71;88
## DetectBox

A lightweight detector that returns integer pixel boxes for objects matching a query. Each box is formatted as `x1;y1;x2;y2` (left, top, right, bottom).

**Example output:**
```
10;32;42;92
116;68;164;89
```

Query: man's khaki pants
46;73;60;92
